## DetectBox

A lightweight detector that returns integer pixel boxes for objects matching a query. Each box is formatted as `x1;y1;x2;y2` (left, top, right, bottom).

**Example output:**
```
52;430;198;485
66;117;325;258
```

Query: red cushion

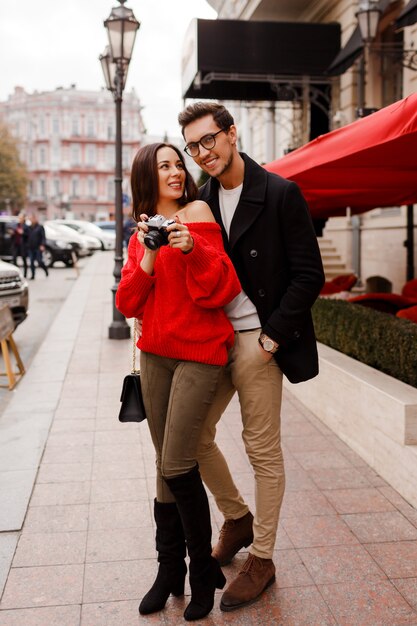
401;279;417;299
396;305;417;322
320;274;357;295
348;293;417;314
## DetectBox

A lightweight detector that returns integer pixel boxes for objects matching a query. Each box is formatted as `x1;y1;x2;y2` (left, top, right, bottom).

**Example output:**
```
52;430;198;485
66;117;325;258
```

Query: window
53;178;60;197
72;116;80;136
71;176;80;198
39;146;46;166
87;176;96;198
106;145;114;167
86;144;96;167
107;120;115;139
52;117;60;134
122;146;131;169
107;178;115;200
71;144;81;166
40;178;46;197
87;117;95;137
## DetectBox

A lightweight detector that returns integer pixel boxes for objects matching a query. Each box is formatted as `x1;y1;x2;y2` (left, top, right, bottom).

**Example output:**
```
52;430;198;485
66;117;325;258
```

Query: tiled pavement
0;252;417;625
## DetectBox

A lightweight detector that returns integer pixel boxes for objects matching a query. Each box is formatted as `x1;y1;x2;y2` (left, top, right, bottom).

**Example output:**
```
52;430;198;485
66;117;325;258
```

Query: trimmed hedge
312;298;417;388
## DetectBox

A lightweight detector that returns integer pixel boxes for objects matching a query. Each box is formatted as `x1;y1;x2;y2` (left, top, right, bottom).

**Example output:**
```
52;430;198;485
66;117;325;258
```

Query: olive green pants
140;351;222;503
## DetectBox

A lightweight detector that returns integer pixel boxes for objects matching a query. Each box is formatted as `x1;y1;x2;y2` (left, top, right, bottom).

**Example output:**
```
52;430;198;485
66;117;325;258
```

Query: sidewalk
0;252;417;625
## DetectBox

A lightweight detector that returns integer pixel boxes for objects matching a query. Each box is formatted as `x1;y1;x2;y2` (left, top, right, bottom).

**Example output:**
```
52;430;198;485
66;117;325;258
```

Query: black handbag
118;320;147;423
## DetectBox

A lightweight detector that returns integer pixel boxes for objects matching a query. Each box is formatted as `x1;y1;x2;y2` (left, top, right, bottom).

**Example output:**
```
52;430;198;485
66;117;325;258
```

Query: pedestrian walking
123;214;136;247
10;214;29;277
116;142;241;621
178;102;325;612
27;214;48;279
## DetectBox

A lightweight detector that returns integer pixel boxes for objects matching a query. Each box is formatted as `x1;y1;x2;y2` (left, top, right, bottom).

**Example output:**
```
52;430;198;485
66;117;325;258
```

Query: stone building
0;85;145;220
189;0;417;291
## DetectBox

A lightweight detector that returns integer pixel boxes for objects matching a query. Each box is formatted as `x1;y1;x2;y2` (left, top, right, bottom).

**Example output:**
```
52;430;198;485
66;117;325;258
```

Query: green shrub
312;298;417;388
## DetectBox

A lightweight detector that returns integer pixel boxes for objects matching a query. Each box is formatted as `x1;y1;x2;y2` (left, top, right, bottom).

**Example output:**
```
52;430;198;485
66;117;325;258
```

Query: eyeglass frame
184;128;228;157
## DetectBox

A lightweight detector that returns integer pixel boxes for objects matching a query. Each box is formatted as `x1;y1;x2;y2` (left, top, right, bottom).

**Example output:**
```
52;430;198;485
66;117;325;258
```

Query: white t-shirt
219;183;261;331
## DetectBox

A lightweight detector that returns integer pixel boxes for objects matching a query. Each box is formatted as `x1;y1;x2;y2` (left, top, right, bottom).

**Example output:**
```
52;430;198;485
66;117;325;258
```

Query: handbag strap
132;319;140;374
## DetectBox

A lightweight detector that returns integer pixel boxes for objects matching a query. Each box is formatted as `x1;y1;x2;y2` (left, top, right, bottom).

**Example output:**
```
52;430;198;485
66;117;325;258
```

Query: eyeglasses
184;129;226;157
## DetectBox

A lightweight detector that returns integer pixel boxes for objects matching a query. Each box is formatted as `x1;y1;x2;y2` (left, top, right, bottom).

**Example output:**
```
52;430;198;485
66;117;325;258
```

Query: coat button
294;331;300;338
258;289;266;297
250;249;258;258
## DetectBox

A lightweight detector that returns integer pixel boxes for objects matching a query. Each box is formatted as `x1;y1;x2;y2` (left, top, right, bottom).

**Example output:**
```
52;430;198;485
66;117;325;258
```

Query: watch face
263;338;275;351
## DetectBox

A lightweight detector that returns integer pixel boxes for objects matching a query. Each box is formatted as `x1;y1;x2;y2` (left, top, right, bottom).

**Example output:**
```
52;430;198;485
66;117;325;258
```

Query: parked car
0;259;29;328
0;216;79;269
94;220;116;234
54;219;115;251
45;222;95;257
43;224;80;268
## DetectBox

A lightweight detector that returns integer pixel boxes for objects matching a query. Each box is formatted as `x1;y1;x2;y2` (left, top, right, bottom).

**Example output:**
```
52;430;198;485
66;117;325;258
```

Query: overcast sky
0;1;217;137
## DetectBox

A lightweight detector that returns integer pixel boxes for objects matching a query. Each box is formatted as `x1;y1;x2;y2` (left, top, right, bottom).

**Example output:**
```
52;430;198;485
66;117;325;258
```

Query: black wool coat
198;153;325;384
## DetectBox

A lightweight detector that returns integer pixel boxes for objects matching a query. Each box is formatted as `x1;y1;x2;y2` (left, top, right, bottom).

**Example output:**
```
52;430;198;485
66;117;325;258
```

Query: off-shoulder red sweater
116;222;241;366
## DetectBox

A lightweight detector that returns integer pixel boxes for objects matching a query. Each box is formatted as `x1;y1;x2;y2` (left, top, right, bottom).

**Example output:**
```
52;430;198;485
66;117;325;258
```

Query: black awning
396;0;417;28
326;26;363;76
182;19;340;101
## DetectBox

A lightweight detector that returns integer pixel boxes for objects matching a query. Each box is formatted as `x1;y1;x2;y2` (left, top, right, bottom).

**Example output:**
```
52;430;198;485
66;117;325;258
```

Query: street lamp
355;1;381;117
356;0;381;44
101;0;140;340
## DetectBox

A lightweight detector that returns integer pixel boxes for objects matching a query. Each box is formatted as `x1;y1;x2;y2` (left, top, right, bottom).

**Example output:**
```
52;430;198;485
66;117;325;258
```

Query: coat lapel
229;154;268;249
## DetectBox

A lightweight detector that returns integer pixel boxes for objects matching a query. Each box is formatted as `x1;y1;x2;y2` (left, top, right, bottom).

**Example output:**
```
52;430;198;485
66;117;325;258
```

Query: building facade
0;85;145;220
202;0;417;291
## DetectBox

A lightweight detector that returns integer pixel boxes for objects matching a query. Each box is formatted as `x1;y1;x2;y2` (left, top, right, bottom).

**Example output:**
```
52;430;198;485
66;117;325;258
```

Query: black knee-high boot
139;499;187;615
164;465;226;622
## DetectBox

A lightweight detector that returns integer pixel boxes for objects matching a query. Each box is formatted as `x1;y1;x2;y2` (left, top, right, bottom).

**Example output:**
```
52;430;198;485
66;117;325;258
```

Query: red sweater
116;222;241;365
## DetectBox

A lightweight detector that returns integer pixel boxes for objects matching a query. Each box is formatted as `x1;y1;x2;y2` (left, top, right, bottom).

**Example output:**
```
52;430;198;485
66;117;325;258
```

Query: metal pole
108;63;131;339
406;204;415;281
357;54;366;117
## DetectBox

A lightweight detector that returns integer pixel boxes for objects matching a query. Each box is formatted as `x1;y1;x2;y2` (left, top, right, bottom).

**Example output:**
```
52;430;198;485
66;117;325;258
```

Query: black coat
198;153;325;384
27;223;46;251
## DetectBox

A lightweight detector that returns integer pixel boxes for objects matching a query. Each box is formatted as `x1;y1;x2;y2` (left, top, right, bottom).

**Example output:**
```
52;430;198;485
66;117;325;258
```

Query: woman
116;143;241;621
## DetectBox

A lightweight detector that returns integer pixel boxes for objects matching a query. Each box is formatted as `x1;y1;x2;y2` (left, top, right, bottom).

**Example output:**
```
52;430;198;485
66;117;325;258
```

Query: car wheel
42;248;54;268
64;258;74;267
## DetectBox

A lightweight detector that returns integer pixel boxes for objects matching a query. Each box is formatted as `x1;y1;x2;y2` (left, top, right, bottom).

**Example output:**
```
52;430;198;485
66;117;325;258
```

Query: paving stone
0;564;84;608
281;514;359;548
320;580;417;625
342;512;417;543
0;605;81;626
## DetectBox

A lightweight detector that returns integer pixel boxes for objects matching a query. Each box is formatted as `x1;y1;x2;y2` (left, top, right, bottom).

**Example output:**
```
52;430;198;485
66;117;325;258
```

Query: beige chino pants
197;329;285;559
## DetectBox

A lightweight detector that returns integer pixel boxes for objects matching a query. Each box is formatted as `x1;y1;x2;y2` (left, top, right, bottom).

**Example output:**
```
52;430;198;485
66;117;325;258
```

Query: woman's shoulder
181;200;215;223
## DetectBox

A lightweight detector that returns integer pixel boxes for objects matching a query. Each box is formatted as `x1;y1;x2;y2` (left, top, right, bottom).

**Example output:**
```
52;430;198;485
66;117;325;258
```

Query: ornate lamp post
100;0;140;339
355;0;381;116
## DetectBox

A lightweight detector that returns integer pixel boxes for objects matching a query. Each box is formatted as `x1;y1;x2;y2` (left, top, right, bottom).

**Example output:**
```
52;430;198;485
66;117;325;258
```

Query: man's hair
130;143;197;222
178;102;234;136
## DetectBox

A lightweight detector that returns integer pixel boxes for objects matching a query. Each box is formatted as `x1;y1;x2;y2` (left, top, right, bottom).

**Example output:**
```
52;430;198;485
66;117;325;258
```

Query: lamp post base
108;283;131;340
108;321;131;340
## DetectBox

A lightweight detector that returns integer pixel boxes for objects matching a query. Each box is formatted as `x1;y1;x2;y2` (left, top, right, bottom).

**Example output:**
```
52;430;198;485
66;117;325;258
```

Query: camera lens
144;231;163;250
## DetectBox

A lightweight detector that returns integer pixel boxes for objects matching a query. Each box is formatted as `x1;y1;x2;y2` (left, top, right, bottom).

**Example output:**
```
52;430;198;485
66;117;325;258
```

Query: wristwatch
258;333;279;354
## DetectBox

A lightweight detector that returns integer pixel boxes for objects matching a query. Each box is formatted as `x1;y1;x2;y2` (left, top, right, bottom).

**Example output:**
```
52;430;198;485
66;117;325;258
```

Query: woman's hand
167;219;194;254
136;214;151;250
137;214;158;275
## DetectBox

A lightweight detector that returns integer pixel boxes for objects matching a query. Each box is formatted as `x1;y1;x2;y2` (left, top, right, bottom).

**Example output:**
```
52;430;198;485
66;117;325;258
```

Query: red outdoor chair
402;279;417;299
320;273;357;296
396;304;417;323
348;292;417;315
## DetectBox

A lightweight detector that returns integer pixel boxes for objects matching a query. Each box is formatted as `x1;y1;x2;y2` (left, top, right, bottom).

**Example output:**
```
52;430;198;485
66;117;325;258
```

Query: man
27;213;48;280
178;102;324;611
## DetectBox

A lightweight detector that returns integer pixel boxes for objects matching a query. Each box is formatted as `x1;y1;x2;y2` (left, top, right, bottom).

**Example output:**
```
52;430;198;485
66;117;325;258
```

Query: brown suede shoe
219;553;275;612
212;511;254;566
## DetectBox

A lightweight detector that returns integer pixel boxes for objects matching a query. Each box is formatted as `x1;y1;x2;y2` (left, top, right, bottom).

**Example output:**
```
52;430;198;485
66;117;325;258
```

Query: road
0;256;93;415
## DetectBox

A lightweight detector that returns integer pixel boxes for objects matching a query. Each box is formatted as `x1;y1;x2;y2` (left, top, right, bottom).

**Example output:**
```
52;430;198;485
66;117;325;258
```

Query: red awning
265;94;417;218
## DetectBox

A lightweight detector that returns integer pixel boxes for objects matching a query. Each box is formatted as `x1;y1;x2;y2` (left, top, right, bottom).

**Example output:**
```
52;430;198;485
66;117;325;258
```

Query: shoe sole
219;574;276;612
